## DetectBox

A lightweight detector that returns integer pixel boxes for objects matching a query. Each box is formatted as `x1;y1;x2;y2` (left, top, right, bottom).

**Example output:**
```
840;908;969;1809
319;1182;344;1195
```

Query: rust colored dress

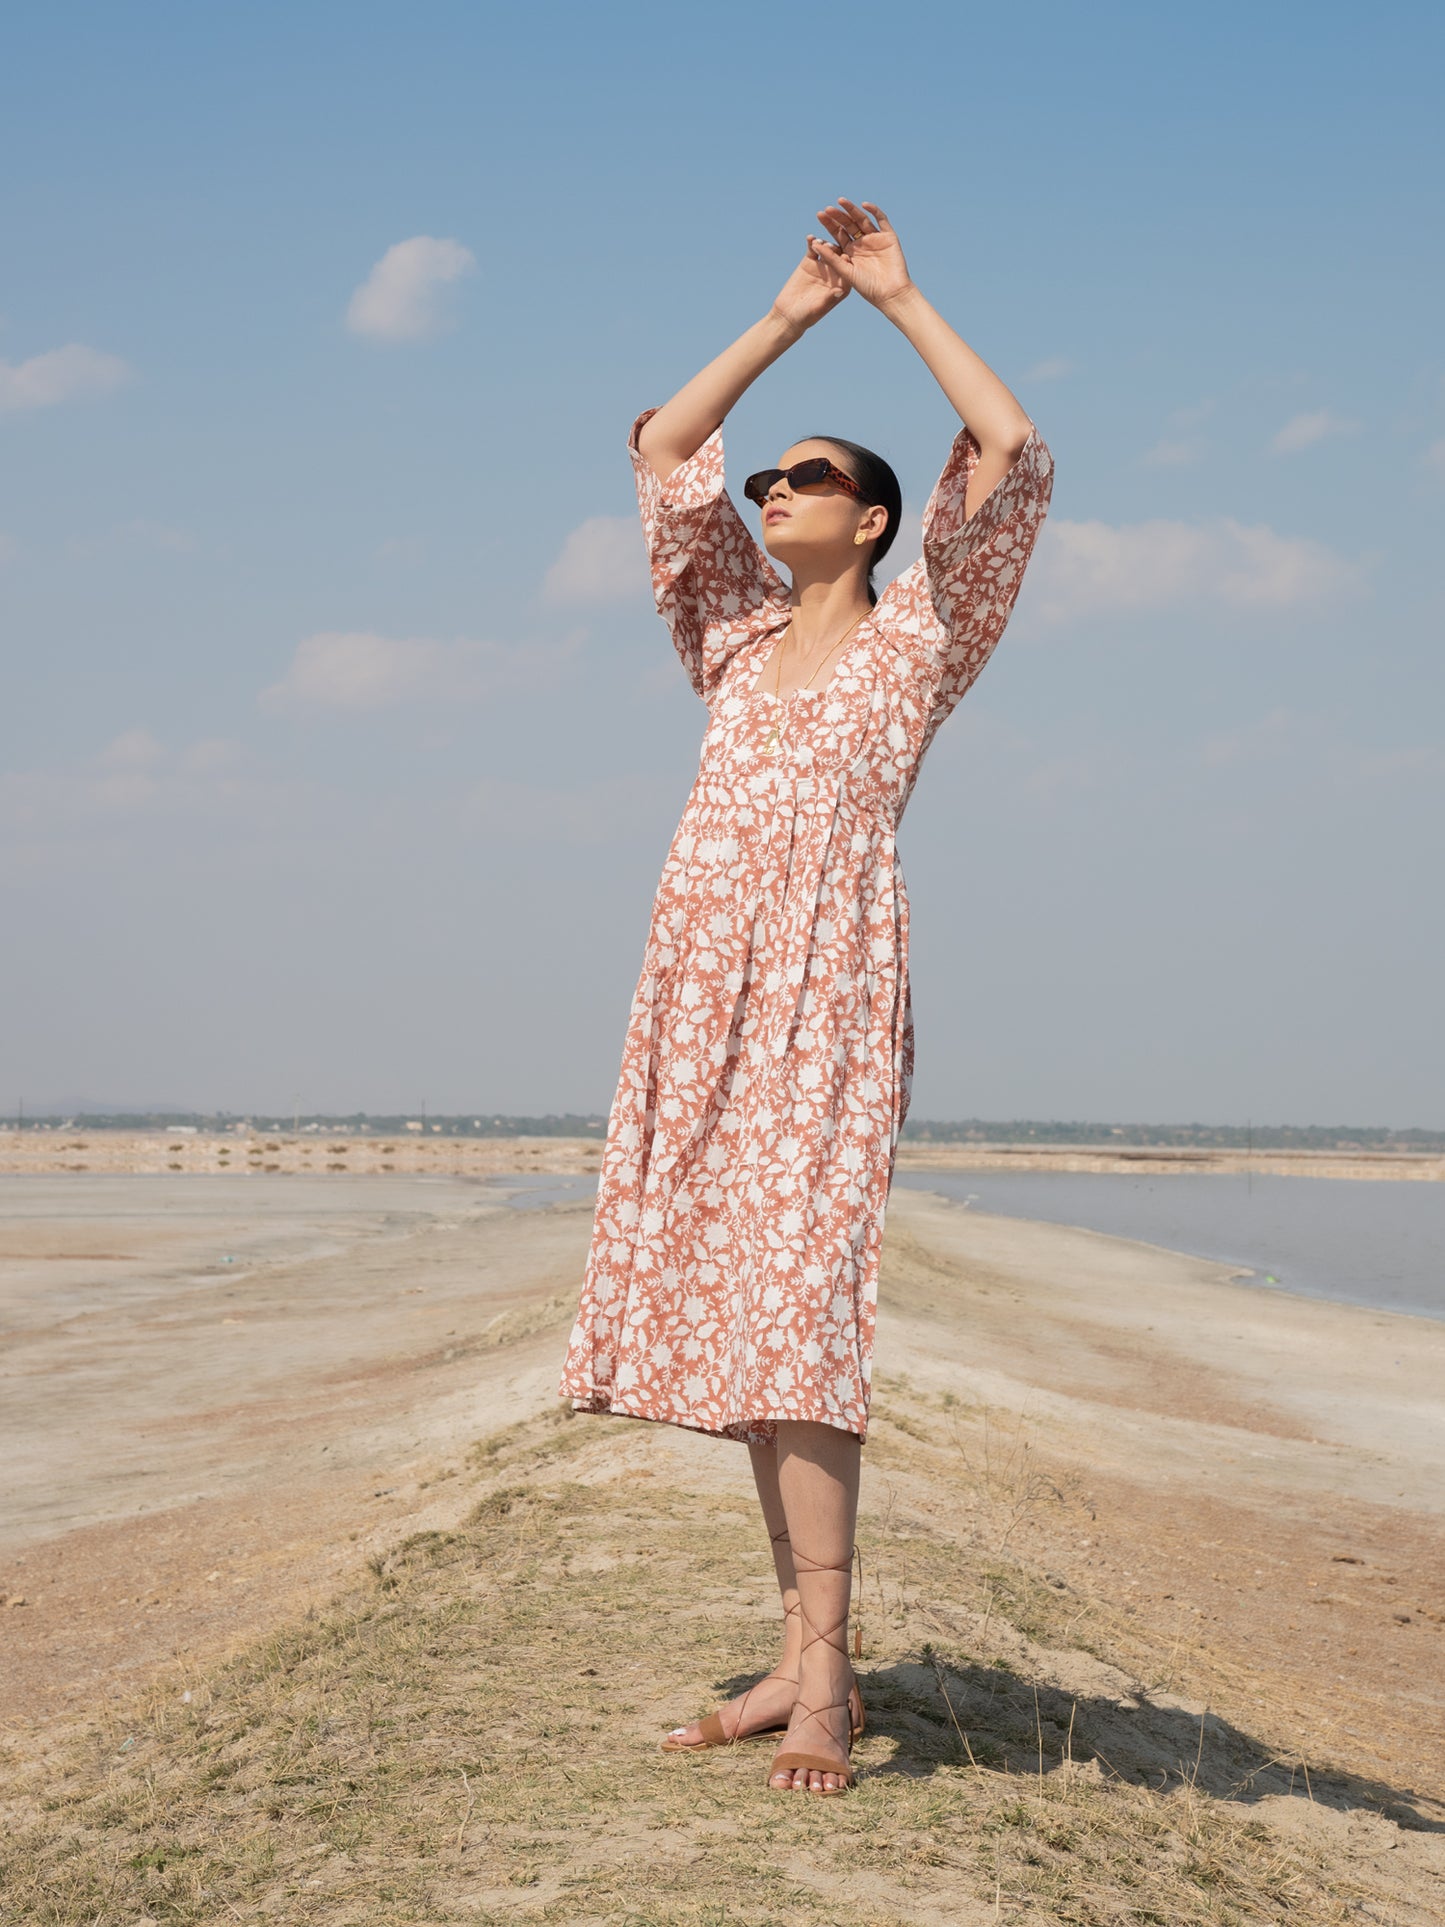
558;406;1054;1444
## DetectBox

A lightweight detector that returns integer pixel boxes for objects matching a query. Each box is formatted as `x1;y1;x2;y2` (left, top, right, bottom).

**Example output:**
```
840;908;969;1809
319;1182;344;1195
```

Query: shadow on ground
706;1654;1442;1832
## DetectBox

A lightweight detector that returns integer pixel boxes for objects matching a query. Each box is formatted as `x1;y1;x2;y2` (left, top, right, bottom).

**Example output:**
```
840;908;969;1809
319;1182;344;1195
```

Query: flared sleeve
882;421;1054;727
628;407;788;706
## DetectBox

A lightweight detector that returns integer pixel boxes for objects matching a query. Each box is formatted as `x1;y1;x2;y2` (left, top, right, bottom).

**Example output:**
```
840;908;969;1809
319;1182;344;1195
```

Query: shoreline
893;1167;1445;1325
1;1127;1441;1183
8;1126;1435;1329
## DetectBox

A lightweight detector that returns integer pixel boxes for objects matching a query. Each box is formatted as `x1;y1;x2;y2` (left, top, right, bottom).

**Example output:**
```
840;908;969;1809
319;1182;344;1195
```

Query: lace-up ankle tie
766;1544;866;1793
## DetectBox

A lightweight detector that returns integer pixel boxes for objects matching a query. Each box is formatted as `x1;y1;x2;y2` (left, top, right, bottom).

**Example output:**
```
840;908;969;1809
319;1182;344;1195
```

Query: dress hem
561;1387;868;1448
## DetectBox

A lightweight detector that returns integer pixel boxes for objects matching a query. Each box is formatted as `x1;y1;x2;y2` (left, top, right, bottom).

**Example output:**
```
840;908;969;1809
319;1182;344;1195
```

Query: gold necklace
761;609;869;756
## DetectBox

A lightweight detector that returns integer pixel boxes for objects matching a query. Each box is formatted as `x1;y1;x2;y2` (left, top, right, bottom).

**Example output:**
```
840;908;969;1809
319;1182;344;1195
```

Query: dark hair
806;434;903;605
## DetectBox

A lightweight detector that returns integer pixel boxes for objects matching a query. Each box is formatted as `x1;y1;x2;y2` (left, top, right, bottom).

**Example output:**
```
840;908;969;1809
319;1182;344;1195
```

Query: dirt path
2;1173;1442;1922
0;1175;584;1727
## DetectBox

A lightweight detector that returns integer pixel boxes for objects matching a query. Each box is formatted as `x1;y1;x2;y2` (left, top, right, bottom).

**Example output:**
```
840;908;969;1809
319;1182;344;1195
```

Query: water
487;1166;1442;1320
487;1172;601;1211
892;1170;1444;1322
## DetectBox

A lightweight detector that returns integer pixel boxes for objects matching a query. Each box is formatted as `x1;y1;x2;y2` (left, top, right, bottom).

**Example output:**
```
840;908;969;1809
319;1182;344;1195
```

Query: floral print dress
558;406;1054;1444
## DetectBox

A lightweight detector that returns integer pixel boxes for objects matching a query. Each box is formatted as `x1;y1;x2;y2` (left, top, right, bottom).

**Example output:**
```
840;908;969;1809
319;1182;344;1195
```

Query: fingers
805;236;850;292
835;197;881;236
816;205;857;249
823;197;886;245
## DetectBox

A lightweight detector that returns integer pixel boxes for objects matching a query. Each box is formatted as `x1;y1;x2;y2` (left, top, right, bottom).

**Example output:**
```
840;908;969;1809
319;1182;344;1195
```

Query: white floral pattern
558;406;1054;1443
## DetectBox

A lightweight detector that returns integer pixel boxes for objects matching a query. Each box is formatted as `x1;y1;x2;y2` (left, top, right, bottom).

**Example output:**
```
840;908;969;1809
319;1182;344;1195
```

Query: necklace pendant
762;723;780;755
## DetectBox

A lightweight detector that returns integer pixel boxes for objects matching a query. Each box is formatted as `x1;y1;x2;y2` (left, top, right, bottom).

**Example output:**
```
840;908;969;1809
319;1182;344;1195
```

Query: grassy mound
0;1384;1407;1926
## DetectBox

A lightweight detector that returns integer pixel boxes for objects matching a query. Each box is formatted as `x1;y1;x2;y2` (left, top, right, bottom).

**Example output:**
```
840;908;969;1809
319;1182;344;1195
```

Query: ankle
797;1643;854;1691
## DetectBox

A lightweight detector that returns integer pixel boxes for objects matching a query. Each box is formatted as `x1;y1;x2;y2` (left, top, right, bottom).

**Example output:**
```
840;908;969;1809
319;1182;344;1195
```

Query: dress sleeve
883;421;1054;726
628;406;789;705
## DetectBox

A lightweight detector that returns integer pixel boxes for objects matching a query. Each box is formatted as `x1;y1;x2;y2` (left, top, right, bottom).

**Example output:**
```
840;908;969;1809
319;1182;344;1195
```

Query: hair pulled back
806;435;903;605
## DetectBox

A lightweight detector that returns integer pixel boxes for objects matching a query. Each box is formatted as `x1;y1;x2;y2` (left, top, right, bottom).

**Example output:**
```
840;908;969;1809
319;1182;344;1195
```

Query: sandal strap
770;1694;857;1781
787;1544;857;1663
778;1695;855;1749
719;1665;799;1744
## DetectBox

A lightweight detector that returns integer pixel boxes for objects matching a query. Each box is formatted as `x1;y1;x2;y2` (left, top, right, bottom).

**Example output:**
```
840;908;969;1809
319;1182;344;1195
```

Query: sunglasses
742;457;868;508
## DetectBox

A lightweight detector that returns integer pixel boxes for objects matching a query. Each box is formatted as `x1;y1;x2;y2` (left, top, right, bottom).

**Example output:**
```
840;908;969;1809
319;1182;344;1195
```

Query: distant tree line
13;1111;1445;1152
899;1119;1445;1152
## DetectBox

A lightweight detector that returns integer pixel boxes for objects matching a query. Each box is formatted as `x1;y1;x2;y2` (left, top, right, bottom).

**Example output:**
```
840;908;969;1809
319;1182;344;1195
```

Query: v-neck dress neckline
744;601;881;702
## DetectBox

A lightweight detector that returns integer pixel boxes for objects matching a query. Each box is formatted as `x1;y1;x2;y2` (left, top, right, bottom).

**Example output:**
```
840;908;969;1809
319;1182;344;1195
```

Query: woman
558;198;1054;1795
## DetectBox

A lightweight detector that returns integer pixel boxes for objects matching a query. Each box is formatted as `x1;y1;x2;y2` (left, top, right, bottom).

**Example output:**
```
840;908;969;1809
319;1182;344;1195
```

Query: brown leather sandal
661;1530;864;1752
766;1546;864;1795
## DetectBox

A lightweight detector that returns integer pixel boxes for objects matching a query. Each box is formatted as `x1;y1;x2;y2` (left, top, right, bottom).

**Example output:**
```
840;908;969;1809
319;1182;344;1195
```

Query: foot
662;1667;798;1749
767;1667;858;1794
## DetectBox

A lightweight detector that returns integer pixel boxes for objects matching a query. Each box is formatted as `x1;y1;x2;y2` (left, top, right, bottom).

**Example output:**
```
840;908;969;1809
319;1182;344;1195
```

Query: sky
2;2;1442;1127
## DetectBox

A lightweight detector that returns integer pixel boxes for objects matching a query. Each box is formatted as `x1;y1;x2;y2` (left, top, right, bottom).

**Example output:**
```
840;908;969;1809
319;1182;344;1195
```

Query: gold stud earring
853;530;868;546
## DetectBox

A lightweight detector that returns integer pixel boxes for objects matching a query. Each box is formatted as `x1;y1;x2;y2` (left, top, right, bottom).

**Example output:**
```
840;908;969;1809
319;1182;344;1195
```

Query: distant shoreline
0;1128;1440;1182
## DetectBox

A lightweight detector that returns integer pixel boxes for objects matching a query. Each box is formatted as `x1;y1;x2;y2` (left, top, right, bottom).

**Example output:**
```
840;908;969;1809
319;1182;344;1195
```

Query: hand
811;198;913;310
768;240;851;336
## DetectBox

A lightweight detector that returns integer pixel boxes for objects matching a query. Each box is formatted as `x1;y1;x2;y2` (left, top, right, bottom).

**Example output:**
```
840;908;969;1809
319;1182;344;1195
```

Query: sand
1;1159;1442;1920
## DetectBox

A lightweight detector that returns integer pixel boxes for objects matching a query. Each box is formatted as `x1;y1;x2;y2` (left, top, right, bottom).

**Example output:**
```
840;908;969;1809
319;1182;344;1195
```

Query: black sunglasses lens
789;459;831;488
745;458;848;505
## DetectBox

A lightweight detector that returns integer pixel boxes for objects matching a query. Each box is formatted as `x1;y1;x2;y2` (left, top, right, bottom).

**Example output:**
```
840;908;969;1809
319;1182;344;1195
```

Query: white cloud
0;343;133;413
542;516;649;604
1023;356;1073;381
1270;409;1361;455
1033;516;1368;621
97;728;165;770
259;629;575;712
178;737;244;777
83;729;166;809
0;735;290;865
261;632;450;710
1140;401;1215;466
1;730;252;827
1140;439;1202;468
345;237;476;341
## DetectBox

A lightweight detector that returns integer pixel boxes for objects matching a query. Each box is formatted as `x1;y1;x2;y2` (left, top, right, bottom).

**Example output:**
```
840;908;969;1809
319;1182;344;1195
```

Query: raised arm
812;198;1036;519
637;243;852;480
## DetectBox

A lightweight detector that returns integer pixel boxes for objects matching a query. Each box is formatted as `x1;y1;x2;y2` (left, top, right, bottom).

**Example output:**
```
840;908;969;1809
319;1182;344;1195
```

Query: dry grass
0;1383;1426;1927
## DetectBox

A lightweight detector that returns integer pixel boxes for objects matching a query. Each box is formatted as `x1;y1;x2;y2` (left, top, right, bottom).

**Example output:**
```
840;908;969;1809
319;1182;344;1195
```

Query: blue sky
3;2;1442;1124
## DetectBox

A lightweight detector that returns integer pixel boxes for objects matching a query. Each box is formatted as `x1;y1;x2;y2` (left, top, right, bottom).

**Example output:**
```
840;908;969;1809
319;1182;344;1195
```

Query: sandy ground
2;1164;1442;1914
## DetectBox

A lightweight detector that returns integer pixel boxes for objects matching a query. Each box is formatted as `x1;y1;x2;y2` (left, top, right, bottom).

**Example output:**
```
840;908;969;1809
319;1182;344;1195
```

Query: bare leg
661;1435;803;1746
748;1437;805;1680
767;1419;861;1794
